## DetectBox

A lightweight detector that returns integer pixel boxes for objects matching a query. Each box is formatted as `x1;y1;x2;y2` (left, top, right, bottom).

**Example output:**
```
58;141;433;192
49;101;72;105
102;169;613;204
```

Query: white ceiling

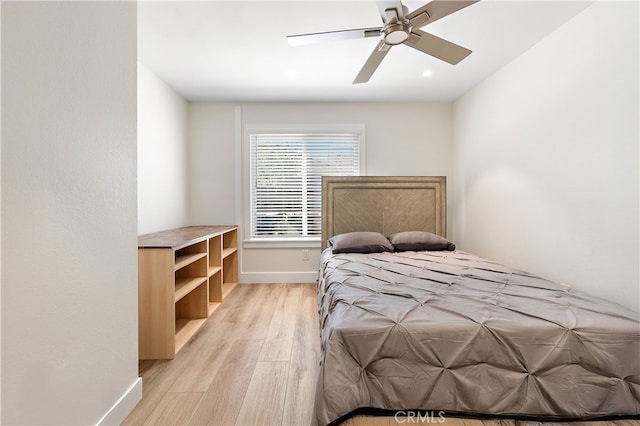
138;1;593;102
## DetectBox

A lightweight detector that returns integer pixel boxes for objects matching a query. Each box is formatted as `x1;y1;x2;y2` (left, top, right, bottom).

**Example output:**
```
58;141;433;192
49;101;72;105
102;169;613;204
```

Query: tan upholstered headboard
321;176;447;250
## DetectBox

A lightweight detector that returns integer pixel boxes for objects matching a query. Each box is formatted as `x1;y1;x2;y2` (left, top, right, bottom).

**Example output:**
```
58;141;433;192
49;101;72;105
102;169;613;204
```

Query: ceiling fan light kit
286;0;480;84
383;22;411;45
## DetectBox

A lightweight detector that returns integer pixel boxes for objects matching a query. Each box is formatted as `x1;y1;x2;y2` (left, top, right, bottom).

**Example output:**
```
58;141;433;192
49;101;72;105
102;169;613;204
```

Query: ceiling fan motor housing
383;21;411;45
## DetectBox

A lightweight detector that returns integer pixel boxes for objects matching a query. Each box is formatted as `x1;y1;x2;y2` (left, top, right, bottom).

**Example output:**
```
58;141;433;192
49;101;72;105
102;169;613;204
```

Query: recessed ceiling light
422;70;433;78
287;68;297;77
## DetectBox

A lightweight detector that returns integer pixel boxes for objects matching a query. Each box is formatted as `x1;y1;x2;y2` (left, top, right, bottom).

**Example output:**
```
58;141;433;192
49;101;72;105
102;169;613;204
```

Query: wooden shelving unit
138;225;239;360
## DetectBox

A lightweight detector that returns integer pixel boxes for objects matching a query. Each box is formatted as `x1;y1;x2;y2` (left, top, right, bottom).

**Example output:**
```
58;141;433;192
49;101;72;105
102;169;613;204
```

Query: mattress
315;249;640;425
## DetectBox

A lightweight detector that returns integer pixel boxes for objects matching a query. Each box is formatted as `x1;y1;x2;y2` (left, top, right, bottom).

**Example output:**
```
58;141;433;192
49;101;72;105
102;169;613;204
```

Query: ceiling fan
286;0;479;84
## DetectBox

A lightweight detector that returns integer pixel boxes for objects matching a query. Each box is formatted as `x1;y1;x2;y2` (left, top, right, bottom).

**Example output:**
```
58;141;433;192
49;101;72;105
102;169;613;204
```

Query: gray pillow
387;231;455;252
328;232;394;254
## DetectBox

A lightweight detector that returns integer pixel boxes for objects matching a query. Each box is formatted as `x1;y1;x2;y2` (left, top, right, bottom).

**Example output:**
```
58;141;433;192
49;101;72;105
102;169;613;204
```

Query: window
248;130;363;240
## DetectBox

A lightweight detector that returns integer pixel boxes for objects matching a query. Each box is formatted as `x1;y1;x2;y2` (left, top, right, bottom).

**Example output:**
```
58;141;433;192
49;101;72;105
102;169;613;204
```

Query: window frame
243;124;366;248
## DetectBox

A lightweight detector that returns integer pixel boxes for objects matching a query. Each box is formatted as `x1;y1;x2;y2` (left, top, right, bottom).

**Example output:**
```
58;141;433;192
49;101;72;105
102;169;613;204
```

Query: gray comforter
315;249;640;425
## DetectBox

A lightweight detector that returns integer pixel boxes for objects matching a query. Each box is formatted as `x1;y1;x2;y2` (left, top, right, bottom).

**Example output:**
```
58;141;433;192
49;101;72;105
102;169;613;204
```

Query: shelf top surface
138;225;237;249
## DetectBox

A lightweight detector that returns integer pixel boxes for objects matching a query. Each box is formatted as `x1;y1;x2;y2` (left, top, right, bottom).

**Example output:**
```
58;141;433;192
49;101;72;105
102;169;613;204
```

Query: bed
315;176;640;425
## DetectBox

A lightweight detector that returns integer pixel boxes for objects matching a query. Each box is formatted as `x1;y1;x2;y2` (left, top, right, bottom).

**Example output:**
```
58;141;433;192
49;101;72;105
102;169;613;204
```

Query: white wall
0;2;2;424
138;63;190;235
188;103;238;226
0;3;3;420
1;2;141;424
189;102;453;282
453;1;639;313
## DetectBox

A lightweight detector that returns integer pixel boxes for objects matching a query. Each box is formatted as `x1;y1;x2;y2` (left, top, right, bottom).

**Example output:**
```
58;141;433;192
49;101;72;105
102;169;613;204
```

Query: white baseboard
96;377;142;425
240;271;318;283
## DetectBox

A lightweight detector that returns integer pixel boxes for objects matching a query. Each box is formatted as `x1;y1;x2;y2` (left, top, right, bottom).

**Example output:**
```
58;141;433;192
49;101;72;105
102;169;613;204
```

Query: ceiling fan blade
404;29;471;65
407;0;479;29
353;40;391;84
287;28;381;46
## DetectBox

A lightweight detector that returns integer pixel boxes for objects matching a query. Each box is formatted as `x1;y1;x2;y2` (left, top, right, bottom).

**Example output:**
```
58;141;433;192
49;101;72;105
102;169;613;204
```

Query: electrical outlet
302;249;309;261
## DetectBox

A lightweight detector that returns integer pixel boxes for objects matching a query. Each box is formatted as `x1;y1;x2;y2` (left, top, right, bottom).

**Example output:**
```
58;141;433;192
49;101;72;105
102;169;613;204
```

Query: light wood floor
124;283;640;426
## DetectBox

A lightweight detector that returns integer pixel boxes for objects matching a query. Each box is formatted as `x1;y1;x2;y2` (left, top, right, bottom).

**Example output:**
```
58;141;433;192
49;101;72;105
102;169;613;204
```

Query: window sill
243;238;321;249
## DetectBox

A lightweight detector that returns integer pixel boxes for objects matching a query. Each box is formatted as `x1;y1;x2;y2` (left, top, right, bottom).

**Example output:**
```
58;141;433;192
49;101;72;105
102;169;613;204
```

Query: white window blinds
250;132;361;239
